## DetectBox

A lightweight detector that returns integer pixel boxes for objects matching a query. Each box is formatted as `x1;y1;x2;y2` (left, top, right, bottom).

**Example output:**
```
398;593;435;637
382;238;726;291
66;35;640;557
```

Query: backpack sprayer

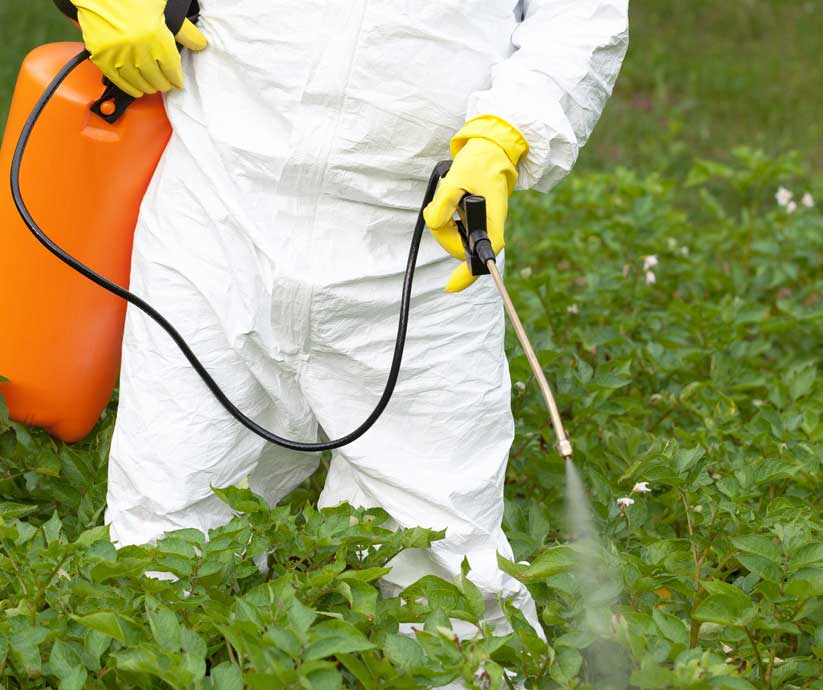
3;0;573;459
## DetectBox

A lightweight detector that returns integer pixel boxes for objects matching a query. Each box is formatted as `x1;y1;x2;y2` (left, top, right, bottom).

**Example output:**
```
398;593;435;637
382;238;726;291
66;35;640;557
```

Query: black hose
11;50;448;452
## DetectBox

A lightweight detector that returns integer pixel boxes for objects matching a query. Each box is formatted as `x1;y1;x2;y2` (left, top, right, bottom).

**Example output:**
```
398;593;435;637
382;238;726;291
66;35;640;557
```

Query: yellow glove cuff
450;115;529;167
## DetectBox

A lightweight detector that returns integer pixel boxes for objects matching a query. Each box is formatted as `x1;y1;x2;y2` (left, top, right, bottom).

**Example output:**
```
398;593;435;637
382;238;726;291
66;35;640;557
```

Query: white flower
567;304;579;314
645;270;656;285
775;187;793;207
802;192;815;208
632;482;651;494
787;201;798;214
722;643;733;654
616;497;635;509
474;665;492;690
679;246;690;257
643;255;658;271
514;381;526;391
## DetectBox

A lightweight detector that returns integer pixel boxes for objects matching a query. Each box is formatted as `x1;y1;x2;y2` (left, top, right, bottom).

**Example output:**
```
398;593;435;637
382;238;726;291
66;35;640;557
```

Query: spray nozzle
456;195;497;275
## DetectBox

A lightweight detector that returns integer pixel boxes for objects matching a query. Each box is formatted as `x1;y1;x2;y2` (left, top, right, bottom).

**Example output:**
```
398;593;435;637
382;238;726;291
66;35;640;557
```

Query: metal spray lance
452;176;573;461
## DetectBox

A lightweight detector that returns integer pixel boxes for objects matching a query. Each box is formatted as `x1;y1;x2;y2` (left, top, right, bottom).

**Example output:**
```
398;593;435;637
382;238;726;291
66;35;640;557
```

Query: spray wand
453;181;573;461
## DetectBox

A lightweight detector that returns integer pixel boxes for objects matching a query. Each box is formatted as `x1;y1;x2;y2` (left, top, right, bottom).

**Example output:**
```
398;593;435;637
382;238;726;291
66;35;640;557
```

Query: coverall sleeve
467;0;629;192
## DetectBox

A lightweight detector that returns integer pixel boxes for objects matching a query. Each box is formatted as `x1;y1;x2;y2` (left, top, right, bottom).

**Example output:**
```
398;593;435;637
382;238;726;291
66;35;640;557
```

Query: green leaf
336;578;378;617
338;654;376;690
266;625;301;658
338;567;391;583
42;510;63;545
300;661;343;690
0;517;19;540
631;658;675;688
9;625;48;677
114;645;197;688
694;582;756;627
791;542;823;569
90;556;150;582
785;362;817;401
157;535;198;560
786;568;823;597
383;633;425;671
400;526;446;549
211;485;269;513
304;620;375;661
211;662;244;690
674;447;706;474
652;609;689;646
499;545;576;582
166;527;207;547
0;502;38;520
58;667;87;690
550;647;582;685
32;449;62;477
46;639;83;679
146;597;182;651
590;370;632;390
457;557;486;623
737;553;782;583
731;534;782;563
71;611;129;643
152;553;194;578
287;597;317;635
401;576;473;620
83;630;111;670
75;525;111;547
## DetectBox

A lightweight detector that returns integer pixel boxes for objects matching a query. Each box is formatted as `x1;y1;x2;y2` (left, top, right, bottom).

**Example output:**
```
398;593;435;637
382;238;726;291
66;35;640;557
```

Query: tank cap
99;100;117;117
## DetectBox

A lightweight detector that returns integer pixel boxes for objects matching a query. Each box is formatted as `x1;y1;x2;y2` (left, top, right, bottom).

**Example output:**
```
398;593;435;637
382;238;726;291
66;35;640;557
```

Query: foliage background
1;1;822;689
2;0;823;174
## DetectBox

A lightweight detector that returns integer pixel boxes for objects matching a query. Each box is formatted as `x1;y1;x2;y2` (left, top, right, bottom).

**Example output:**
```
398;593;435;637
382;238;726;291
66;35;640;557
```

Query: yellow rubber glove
423;115;528;292
72;0;208;99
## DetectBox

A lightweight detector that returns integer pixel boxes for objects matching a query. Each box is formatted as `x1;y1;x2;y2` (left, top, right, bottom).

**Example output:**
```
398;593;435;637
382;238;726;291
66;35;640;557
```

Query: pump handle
431;162;495;277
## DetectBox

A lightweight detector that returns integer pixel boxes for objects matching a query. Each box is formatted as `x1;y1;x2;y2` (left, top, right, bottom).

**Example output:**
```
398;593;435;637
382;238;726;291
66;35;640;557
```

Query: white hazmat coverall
106;0;629;636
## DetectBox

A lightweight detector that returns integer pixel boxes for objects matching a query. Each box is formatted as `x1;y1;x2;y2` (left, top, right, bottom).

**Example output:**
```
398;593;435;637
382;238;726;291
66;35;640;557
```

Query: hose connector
457;195;495;275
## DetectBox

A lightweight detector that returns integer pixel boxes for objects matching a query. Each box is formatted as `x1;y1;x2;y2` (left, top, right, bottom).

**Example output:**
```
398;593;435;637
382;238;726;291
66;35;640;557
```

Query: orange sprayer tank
0;42;172;442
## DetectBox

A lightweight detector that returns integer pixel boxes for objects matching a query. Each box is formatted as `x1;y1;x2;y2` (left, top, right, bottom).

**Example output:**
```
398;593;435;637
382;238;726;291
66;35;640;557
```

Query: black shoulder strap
165;0;200;36
51;0;200;34
52;0;78;22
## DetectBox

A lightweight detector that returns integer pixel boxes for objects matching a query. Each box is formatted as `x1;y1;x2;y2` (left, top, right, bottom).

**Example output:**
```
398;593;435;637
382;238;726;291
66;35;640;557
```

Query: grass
581;0;823;174
2;1;822;172
0;1;75;121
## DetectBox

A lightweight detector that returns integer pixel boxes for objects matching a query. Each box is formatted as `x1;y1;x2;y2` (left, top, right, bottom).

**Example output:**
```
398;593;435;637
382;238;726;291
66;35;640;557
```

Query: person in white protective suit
72;0;628;638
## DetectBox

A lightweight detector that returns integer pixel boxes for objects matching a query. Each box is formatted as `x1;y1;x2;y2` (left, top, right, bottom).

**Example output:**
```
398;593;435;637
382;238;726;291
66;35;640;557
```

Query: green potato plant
1;148;822;689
